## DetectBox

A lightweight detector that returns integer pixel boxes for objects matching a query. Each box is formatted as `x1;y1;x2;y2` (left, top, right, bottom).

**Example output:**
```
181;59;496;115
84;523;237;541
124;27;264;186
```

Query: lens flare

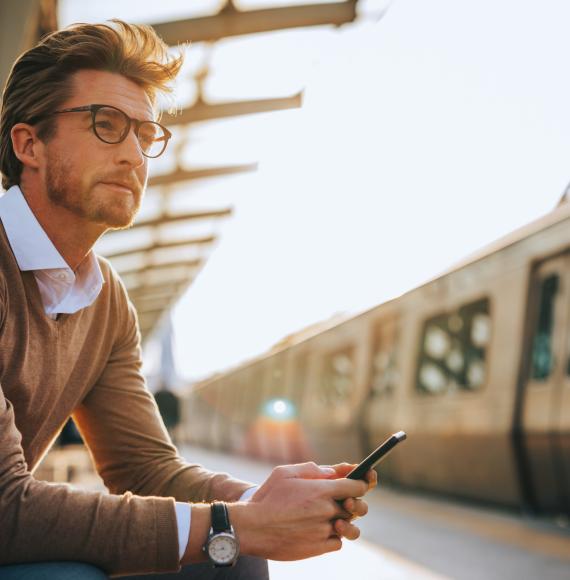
262;398;296;421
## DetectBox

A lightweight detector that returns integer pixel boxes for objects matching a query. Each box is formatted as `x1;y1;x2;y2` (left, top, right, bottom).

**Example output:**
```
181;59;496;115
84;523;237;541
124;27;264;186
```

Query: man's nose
115;127;145;168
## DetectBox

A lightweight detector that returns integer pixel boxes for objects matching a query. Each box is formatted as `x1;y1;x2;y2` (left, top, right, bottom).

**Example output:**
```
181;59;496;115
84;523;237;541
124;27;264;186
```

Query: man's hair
0;20;183;190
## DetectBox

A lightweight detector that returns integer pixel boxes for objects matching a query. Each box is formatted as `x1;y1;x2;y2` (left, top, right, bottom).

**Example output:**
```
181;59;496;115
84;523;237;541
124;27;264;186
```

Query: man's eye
95;121;116;131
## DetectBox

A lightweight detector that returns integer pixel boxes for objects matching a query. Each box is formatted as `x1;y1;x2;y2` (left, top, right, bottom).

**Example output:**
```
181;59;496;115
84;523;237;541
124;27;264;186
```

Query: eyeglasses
39;104;171;158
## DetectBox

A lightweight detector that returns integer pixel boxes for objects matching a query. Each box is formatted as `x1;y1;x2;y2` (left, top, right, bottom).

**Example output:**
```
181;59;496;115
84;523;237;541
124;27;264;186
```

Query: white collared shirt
0;185;103;317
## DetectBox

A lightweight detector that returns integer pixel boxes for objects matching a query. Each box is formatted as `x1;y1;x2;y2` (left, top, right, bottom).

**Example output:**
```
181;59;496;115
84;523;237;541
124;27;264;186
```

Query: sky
60;0;570;381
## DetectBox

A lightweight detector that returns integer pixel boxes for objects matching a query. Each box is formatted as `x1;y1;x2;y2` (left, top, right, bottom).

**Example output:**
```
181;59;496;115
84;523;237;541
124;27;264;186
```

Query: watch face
208;533;238;565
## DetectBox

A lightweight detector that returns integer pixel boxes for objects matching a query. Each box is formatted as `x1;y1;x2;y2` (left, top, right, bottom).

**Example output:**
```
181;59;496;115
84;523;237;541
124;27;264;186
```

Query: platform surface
178;445;570;580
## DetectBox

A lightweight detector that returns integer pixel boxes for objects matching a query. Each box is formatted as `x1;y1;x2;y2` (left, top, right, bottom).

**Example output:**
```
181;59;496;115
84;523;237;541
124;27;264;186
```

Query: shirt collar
0;185;104;283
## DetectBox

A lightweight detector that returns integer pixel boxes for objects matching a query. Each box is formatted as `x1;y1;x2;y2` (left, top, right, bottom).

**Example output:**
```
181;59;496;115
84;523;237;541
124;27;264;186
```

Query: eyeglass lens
93;106;167;158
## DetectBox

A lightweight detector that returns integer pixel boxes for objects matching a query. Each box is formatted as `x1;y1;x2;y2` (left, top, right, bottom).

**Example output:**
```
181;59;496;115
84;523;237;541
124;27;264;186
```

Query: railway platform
35;443;570;579
178;445;570;580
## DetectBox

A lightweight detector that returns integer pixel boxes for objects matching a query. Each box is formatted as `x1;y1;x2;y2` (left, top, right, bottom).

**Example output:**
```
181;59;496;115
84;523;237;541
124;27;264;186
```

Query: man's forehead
68;69;154;119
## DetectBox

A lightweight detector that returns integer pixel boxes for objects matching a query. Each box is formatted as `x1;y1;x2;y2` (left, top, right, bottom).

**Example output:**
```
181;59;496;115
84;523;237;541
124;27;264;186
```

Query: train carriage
182;199;570;516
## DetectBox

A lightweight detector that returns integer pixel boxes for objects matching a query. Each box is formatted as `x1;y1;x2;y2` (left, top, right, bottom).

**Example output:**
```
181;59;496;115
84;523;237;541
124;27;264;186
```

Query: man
0;21;376;579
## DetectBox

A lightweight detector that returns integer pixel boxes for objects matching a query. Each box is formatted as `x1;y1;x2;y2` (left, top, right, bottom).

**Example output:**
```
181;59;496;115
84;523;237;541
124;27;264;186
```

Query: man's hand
327;463;378;540
229;461;372;561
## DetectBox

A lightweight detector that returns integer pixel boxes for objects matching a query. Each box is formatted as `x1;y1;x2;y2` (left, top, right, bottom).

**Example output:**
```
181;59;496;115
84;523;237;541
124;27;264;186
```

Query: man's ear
10;123;44;170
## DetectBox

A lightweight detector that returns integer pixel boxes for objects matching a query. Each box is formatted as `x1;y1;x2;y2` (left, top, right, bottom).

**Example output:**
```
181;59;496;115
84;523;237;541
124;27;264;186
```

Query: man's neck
20;184;105;271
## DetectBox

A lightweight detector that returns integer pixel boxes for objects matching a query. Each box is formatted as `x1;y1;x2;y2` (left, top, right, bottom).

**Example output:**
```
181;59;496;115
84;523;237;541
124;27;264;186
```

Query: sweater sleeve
0;383;181;576
73;273;253;504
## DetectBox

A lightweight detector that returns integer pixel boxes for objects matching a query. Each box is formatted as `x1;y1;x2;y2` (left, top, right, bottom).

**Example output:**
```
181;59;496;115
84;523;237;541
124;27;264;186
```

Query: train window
319;348;354;407
530;274;558;381
370;318;400;396
419;362;448;393
416;298;491;394
459;299;491;390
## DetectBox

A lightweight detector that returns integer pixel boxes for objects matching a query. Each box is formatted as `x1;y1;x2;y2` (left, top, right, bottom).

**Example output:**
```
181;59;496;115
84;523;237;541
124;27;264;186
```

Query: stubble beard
45;150;143;230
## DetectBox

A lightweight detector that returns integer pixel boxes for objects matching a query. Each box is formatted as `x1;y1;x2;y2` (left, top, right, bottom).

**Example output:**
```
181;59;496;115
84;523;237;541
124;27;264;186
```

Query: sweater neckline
0;223;71;325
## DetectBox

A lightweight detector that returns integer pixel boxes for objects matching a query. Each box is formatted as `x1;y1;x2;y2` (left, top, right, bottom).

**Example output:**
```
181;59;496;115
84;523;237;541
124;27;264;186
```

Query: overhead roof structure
95;0;362;340
1;0;362;340
151;1;358;44
154;0;357;138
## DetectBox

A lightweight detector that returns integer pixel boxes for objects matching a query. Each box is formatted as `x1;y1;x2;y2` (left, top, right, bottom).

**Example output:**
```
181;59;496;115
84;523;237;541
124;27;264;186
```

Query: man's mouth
100;181;138;195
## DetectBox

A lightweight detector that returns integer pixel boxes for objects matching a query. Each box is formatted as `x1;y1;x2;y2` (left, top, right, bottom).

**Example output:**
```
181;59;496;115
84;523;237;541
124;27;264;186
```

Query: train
178;197;570;516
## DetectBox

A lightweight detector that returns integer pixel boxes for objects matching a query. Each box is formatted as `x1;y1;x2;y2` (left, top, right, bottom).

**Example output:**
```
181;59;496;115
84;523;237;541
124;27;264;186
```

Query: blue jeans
0;563;107;579
0;556;269;579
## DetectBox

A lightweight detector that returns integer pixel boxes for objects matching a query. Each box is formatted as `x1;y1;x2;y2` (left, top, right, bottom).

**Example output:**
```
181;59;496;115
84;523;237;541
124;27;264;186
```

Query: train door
559;300;570;516
521;255;570;514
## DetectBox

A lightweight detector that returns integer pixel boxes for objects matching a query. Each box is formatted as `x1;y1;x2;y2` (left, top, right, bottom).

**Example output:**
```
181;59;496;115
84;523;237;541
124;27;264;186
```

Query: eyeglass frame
32;103;172;158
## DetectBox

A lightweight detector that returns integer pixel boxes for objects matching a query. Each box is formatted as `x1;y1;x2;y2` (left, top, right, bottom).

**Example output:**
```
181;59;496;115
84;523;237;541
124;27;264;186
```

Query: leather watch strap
210;501;231;533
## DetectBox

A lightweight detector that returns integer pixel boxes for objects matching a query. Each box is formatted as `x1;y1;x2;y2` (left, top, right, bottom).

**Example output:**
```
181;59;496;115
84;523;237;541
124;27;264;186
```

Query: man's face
42;69;153;229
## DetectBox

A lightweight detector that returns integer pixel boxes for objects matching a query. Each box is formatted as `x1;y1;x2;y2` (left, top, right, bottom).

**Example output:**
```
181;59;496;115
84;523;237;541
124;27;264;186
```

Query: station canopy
1;0;363;340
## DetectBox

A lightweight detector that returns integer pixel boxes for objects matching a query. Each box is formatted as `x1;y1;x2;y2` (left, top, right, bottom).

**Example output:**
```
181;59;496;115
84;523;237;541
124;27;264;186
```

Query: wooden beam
103;236;216;260
127;279;190;296
123;266;191;287
149;163;257;187
133;290;178;304
135;305;170;317
117;258;202;277
130;207;232;229
133;295;177;314
163;93;302;126
151;1;358;44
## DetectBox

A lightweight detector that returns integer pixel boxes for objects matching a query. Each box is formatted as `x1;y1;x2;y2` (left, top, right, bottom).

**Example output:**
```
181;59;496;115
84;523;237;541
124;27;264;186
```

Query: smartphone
346;431;407;480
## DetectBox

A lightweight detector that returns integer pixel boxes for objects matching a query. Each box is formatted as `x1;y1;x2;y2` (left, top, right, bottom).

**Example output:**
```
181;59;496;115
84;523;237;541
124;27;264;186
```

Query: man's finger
328;463;357;478
275;462;337;480
332;502;354;520
324;536;343;553
366;469;378;489
341;497;368;518
326;477;369;500
333;518;361;541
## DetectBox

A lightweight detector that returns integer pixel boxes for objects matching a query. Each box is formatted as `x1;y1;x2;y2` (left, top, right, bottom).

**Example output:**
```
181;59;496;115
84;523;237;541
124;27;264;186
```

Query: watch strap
210;501;231;533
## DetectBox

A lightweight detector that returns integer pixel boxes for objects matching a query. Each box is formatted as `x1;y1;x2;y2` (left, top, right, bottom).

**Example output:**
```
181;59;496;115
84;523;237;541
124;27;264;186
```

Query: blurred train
179;198;570;516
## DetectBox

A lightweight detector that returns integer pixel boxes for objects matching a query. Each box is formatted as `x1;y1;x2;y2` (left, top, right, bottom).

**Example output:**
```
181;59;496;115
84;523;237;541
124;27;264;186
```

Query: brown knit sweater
0;223;252;576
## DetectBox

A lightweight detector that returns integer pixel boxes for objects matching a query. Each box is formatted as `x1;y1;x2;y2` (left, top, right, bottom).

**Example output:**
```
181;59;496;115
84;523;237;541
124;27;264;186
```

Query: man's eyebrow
132;110;157;122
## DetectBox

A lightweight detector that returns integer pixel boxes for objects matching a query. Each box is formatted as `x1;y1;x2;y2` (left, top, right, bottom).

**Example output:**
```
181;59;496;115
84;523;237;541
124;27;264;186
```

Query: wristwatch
203;501;240;567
